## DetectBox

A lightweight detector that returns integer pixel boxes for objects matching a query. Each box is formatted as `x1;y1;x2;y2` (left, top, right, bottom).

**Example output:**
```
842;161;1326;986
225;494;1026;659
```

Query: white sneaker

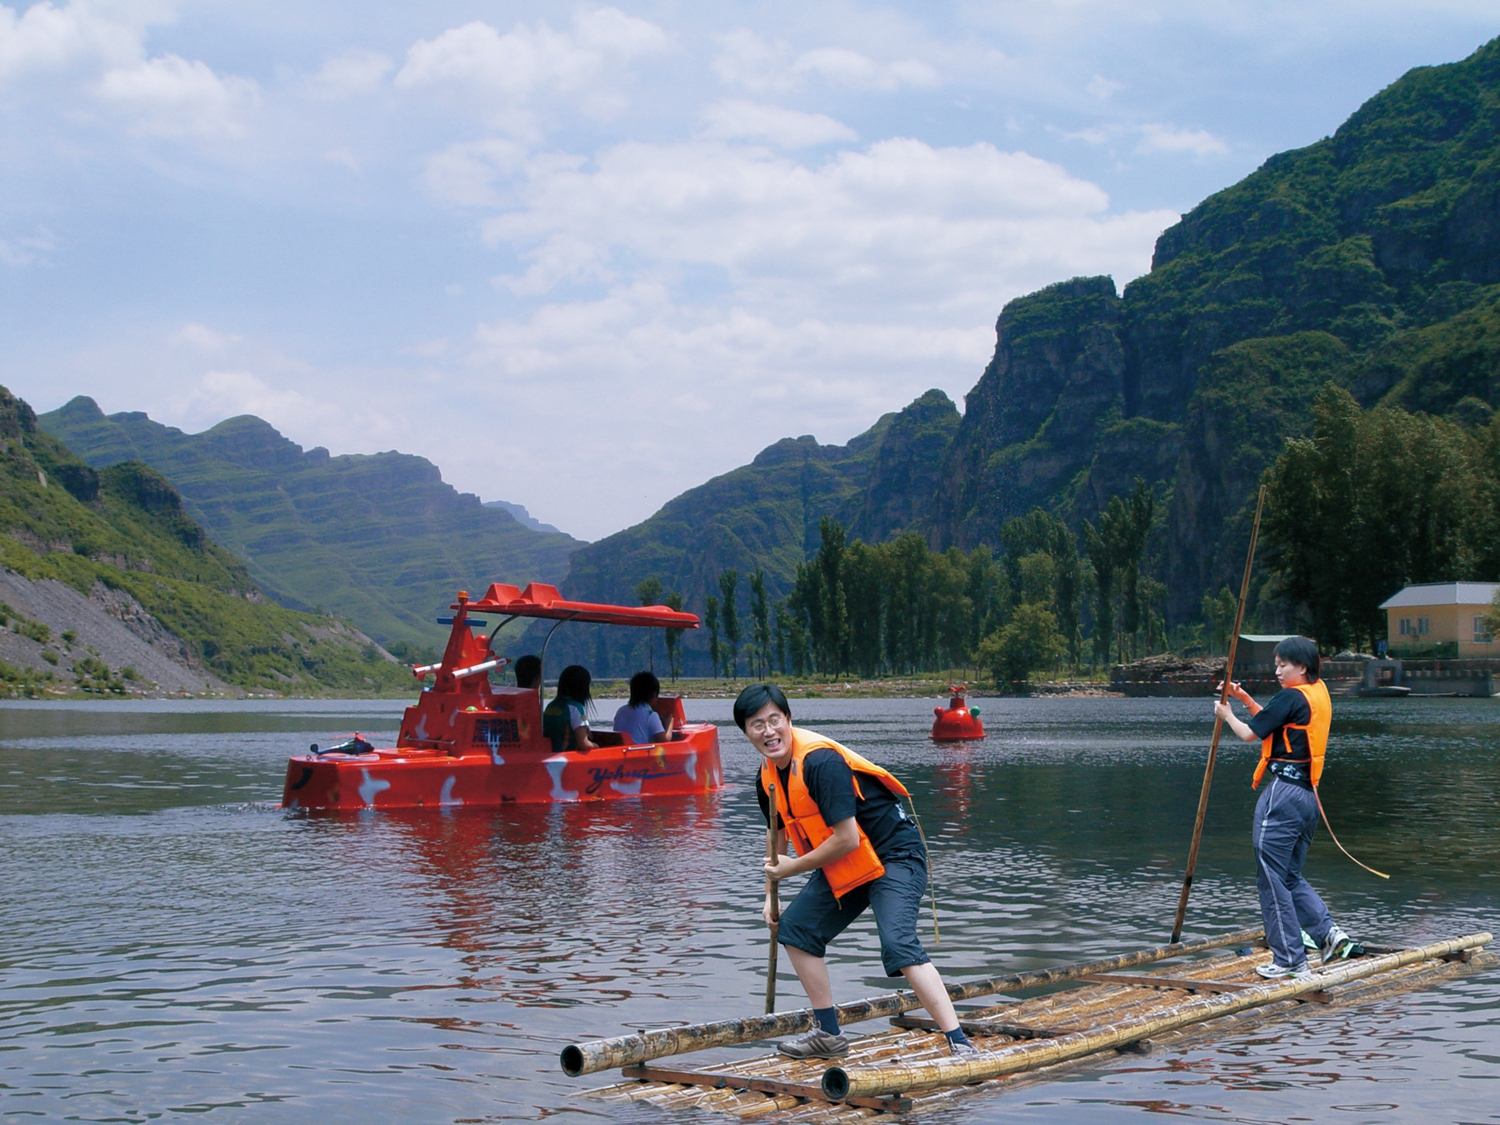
1320;926;1361;963
1257;961;1314;981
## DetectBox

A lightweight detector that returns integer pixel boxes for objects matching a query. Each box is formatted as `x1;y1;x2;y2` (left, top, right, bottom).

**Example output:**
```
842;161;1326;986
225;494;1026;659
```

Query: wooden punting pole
559;926;1262;1076
1171;484;1265;944
822;931;1492;1101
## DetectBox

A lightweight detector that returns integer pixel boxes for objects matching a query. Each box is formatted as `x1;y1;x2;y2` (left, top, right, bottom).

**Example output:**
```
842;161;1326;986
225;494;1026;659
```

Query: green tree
1262;384;1494;651
635;576;663;670
1201;585;1237;656
976;603;1066;688
749;569;771;678
1485;588;1500;641
704;594;722;679
718;569;740;676
663;591;685;681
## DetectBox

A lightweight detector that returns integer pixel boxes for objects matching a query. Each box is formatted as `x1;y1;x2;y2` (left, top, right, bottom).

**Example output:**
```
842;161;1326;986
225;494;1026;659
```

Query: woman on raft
735;682;977;1060
1215;636;1361;978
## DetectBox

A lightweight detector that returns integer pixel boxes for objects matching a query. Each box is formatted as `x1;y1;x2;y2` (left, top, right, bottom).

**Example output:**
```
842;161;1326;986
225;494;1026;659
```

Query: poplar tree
749;569;771;677
718;569;740;677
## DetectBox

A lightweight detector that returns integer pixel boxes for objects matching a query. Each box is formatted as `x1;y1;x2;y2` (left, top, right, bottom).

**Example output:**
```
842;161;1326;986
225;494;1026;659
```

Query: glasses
746;712;787;736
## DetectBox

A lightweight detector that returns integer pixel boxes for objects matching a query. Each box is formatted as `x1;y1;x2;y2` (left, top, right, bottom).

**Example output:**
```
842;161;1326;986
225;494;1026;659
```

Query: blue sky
1;2;1496;540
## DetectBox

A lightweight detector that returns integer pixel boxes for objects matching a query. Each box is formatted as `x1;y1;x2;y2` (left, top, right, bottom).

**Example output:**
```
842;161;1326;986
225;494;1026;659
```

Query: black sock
813;1007;841;1035
944;1027;971;1048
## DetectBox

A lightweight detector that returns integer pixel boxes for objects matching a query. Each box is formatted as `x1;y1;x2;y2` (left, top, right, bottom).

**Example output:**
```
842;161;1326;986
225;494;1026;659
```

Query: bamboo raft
566;928;1494;1120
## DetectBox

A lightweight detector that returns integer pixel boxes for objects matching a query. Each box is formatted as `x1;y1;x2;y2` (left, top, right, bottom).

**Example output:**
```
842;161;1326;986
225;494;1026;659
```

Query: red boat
931;685;985;742
281;583;723;810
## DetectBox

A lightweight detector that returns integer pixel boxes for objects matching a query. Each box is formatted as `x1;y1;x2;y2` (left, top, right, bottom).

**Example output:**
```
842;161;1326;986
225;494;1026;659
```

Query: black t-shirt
1248;688;1314;779
756;746;925;863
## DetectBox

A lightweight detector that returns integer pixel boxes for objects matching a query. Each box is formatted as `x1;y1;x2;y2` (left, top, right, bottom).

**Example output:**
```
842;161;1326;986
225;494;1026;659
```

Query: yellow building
1379;582;1499;657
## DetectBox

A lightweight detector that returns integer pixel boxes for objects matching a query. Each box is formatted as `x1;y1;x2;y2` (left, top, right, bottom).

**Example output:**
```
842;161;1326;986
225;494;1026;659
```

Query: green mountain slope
930;36;1500;620
0;386;410;695
39;398;583;657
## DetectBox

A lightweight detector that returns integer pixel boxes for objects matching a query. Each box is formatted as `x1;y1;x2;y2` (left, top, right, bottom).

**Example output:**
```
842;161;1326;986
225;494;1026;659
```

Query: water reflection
0;695;1495;1124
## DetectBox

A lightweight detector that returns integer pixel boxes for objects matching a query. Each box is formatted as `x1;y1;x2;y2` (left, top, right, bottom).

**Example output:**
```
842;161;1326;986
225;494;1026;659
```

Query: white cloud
310;47;391;98
1137;122;1229;155
394;7;669;126
1086;74;1122;100
0;225;53;266
700;99;856;148
168;323;240;351
712;29;939;93
479;136;1173;317
98;54;259;138
175;368;353;438
421;138;529;207
0;0;142;83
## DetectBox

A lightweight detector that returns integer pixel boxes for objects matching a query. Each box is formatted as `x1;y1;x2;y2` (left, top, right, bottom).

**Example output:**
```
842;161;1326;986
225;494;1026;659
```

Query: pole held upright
1170;484;1266;943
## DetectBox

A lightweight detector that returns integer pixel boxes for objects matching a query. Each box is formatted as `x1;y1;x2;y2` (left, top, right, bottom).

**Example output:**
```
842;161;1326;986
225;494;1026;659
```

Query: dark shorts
776;855;930;977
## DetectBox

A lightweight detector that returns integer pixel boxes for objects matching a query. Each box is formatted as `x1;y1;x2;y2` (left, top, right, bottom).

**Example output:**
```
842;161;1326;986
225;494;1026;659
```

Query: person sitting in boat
1214;636;1362;979
513;653;541;691
613;670;675;745
543;664;598;752
737;682;977;1061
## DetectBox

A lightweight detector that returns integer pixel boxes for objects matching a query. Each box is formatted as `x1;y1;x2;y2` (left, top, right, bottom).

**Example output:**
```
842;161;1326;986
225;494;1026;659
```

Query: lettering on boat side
584;764;685;795
289;767;314;791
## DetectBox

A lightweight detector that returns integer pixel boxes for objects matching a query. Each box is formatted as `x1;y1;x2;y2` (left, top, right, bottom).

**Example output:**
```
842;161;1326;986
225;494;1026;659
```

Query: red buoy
931;684;985;742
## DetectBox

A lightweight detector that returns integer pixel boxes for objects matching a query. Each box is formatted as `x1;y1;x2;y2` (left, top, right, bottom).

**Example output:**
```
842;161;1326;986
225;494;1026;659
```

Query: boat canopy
457;582;699;629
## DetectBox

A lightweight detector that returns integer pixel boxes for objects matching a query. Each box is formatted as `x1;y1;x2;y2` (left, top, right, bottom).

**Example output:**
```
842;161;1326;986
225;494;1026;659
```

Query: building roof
1378;581;1500;610
1239;634;1298;642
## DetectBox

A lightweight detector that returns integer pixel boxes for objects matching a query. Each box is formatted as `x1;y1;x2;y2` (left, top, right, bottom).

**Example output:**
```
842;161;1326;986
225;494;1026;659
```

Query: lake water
1;694;1497;1124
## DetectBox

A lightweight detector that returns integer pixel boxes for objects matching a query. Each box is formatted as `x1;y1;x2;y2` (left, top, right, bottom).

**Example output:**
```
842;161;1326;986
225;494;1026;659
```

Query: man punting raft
735;683;978;1061
1214;635;1365;979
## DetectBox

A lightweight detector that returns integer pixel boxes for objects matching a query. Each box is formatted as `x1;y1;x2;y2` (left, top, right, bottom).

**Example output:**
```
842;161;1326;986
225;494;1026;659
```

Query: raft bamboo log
764;786;781;1015
559;926;1262;1076
822;931;1491;1100
1171;483;1265;943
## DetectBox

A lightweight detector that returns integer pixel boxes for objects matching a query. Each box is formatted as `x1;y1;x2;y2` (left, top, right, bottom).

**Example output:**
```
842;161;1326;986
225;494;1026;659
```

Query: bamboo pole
559;927;1262;1076
764;784;781;1015
1171;484;1266;943
823;931;1492;1100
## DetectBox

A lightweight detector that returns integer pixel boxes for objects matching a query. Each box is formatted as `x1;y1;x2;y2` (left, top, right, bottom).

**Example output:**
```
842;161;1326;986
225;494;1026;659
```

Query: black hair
628;670;660;707
556;664;592;704
733;683;791;731
1274;636;1320;681
513;653;541;689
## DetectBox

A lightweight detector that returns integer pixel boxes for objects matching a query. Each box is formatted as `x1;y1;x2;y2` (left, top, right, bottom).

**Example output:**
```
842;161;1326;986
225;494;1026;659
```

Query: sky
1;2;1496;541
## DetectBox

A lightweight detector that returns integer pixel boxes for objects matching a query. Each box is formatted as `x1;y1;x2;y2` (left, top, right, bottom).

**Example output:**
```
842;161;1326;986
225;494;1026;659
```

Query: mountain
557;34;1500;652
0;386;410;696
483;500;567;536
39;398;583;657
931;37;1500;619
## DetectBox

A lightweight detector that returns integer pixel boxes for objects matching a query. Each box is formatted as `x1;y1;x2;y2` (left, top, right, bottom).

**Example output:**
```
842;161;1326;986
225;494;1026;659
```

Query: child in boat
613;670;675;744
735;683;977;1060
543;664;599;752
513;653;541;691
1214;636;1361;978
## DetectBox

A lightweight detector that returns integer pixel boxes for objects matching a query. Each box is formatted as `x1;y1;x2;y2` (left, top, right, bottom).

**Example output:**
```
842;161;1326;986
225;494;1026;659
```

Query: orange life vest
761;727;912;900
1252;679;1330;789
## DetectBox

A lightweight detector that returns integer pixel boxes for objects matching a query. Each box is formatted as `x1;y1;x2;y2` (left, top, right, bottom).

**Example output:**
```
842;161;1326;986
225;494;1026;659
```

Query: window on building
1417;617;1430;636
1476;616;1495;644
1399;617;1412;636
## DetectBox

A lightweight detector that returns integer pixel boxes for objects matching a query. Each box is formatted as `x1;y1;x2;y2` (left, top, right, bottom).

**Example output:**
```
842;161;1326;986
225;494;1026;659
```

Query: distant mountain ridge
0;385;410;695
40;398;583;656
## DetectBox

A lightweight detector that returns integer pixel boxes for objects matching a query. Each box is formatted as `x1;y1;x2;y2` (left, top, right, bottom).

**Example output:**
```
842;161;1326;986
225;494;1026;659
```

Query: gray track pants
1252;776;1335;967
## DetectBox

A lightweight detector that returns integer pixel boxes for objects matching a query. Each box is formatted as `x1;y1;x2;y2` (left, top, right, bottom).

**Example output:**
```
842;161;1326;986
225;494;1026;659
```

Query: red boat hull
282;722;722;810
931;691;985;742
